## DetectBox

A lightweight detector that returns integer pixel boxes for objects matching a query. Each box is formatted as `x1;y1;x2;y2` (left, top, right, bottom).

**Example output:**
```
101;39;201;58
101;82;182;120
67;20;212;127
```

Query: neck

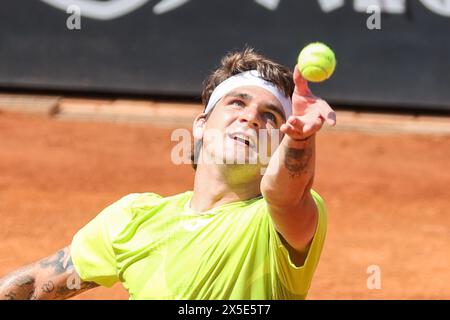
190;163;262;213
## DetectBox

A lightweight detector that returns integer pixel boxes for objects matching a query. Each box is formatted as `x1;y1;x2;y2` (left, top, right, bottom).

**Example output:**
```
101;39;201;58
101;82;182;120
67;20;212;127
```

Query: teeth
235;134;248;141
234;137;249;145
232;133;252;147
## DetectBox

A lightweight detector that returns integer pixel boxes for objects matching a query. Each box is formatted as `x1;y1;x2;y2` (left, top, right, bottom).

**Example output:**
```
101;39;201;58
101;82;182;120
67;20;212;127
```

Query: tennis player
0;48;336;300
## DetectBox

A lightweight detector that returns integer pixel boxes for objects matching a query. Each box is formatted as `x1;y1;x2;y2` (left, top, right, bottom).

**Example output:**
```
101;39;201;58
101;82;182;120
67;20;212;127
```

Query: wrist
285;133;315;147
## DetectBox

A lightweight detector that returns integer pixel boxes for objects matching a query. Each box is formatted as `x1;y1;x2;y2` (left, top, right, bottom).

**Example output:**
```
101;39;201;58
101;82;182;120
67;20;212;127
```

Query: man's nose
238;106;262;129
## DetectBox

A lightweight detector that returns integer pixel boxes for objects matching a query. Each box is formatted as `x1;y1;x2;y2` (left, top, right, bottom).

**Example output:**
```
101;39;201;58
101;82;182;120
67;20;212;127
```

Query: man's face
193;85;286;168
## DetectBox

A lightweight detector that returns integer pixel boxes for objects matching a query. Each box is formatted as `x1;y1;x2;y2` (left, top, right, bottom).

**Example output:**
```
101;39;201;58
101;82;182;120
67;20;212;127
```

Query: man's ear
192;113;207;140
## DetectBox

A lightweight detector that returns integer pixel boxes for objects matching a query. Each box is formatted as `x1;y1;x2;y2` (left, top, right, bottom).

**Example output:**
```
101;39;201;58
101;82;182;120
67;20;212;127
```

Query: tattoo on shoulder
284;147;313;179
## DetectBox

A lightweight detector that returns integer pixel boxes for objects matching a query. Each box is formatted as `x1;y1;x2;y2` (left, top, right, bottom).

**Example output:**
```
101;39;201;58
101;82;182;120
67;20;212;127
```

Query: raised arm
261;67;336;262
0;246;98;300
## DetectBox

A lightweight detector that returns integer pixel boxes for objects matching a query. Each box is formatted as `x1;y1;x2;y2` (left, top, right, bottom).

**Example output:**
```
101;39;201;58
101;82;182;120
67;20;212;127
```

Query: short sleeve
70;193;143;287
267;189;328;298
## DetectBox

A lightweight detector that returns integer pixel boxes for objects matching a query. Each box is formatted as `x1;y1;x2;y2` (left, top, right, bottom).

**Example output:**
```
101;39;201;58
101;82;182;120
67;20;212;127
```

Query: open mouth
233;136;250;146
229;133;255;148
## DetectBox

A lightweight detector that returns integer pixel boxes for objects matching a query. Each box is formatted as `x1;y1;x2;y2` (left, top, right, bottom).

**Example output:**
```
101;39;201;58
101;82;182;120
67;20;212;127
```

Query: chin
222;151;257;165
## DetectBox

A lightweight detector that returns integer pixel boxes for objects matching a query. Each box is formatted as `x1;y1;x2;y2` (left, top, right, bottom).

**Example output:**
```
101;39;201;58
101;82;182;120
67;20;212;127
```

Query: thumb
293;65;312;97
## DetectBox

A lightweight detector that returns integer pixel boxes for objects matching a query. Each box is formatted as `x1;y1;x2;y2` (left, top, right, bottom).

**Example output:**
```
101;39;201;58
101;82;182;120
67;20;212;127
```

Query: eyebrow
223;91;286;122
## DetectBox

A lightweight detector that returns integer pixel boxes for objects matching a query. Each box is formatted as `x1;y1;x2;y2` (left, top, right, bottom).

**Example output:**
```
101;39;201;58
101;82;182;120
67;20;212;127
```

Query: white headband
204;70;292;119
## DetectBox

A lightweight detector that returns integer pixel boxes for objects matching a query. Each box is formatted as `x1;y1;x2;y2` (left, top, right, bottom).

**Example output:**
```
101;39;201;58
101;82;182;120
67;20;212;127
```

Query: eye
230;100;245;107
264;112;277;123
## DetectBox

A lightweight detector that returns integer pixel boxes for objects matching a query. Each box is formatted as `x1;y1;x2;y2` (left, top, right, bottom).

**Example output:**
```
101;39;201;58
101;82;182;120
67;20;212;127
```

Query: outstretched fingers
281;111;325;139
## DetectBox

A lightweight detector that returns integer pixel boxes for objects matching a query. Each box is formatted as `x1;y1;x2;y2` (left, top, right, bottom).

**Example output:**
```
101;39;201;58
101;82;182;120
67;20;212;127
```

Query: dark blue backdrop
1;0;449;111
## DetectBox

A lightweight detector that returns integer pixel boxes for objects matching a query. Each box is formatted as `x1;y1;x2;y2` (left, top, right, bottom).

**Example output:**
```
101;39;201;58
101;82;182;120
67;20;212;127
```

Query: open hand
280;66;337;140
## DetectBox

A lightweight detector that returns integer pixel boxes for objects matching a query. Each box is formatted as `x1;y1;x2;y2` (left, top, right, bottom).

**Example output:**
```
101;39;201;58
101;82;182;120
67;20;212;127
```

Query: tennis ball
297;42;336;82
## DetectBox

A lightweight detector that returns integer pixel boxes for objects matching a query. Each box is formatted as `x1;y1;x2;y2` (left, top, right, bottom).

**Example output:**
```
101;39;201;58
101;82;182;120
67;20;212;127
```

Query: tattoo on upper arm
1;247;99;300
28;288;37;300
41;281;55;293
55;281;98;299
0;247;99;300
5;291;16;300
0;271;36;300
14;275;35;288
284;147;313;179
37;247;99;299
39;249;71;275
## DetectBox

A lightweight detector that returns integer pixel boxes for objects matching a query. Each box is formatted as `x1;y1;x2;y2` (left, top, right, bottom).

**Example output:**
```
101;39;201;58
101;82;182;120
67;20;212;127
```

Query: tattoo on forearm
284;147;313;179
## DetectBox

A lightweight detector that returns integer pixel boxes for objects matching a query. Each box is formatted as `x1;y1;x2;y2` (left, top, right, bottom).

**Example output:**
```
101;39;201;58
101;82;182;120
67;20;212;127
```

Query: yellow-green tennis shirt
70;190;327;299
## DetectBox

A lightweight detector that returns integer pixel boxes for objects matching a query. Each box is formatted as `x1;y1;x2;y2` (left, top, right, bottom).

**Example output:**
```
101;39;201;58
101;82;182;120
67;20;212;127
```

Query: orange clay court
0;100;449;299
